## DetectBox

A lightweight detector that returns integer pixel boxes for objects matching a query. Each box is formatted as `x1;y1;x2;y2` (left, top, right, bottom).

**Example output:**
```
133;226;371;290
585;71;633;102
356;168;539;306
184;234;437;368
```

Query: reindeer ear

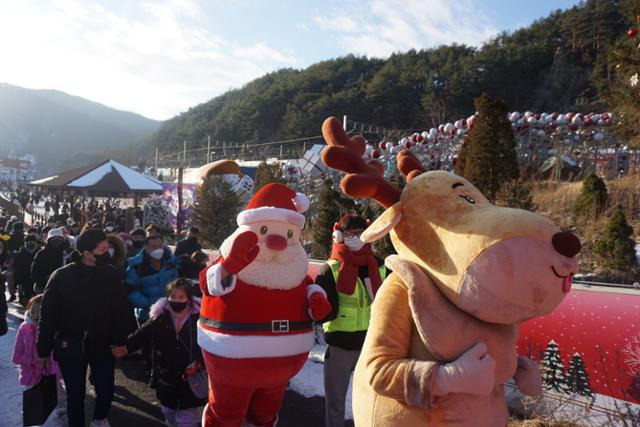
361;202;402;243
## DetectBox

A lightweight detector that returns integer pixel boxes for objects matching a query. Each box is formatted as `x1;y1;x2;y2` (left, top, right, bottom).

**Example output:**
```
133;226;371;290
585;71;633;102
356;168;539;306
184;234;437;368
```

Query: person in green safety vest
316;213;389;427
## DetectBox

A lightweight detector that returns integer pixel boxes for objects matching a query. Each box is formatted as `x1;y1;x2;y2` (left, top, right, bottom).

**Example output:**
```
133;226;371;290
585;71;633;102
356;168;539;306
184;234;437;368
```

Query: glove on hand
514;355;543;396
432;342;496;397
308;292;332;321
220;231;260;275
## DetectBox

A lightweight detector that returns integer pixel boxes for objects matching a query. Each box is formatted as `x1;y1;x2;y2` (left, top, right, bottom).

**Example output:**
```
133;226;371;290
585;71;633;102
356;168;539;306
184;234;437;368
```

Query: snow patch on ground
288;343;354;420
0;306;27;427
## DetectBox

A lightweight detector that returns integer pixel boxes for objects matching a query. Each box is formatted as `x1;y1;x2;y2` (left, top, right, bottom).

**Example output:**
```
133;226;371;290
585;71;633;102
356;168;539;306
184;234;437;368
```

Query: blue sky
0;0;579;120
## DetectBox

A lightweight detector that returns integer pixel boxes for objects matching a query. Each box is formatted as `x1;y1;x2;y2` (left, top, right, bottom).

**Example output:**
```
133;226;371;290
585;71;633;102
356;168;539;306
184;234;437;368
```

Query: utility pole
183;140;187;166
155;147;158;175
343;115;348;131
223;141;226;157
207;135;211;163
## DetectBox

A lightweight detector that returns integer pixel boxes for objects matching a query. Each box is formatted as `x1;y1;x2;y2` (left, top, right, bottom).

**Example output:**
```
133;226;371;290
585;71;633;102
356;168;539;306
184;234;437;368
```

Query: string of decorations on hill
356;111;626;179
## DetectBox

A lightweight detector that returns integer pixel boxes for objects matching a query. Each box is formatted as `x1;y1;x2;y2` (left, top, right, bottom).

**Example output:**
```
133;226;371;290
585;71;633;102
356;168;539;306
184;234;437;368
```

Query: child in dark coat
115;279;206;426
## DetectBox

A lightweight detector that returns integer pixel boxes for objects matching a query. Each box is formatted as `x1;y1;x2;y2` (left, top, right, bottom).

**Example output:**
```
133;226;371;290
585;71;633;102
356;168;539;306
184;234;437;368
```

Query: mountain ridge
0;83;160;174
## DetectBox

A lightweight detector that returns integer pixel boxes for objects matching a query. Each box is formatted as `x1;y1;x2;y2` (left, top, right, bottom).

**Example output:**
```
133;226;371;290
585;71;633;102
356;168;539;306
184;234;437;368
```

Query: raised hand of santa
220;231;260;275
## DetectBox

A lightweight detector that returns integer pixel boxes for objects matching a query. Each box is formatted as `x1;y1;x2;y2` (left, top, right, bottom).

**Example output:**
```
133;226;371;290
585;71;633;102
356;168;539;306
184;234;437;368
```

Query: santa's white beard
219;234;308;290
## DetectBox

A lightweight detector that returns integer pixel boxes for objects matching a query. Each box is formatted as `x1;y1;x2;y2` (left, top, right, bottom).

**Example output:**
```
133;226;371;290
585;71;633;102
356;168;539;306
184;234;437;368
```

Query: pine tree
608;3;640;148
253;160;285;194
541;340;571;394
456;93;519;202
191;176;242;249
572;172;608;218
495;179;537;211
566;353;594;397
311;179;343;259
593;207;637;270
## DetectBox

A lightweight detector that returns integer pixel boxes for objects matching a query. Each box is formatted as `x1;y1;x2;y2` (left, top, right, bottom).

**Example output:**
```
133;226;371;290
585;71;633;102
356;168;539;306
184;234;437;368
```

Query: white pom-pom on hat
293;193;309;213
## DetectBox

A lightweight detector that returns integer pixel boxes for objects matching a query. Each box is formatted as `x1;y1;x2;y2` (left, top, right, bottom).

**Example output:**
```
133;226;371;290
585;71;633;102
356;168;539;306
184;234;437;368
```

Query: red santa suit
198;184;330;427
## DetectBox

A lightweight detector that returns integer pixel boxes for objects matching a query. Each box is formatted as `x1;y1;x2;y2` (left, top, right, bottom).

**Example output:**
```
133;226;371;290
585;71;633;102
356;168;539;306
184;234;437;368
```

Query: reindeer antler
397;150;425;182
321;117;401;208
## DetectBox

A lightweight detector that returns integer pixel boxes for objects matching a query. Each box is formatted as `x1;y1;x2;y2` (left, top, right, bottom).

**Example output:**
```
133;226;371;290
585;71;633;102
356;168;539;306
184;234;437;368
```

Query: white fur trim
306;284;327;299
293;193;309;213
206;264;237;296
197;327;314;358
332;229;343;243
237;206;305;228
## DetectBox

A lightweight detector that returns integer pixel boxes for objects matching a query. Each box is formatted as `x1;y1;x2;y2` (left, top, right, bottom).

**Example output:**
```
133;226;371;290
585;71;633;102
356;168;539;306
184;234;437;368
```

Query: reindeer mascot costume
320;117;581;426
198;183;332;427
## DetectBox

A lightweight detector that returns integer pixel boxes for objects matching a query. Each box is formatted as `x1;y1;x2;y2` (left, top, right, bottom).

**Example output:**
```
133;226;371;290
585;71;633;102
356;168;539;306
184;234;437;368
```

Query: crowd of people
3;187;381;427
0;202;208;427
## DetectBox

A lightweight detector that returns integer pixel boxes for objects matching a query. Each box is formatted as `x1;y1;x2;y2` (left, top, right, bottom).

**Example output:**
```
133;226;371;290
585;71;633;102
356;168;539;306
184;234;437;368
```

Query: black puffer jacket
31;246;65;294
13;246;36;291
36;262;131;359
174;238;201;258
125;298;206;410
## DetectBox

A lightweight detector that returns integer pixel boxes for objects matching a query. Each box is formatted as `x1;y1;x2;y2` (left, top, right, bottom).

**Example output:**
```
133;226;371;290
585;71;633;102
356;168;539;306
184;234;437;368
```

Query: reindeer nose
551;232;581;258
266;234;287;251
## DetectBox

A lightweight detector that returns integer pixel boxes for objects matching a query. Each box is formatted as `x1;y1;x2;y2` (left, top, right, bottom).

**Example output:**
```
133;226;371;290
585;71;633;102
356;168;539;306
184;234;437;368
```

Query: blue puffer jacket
125;248;179;322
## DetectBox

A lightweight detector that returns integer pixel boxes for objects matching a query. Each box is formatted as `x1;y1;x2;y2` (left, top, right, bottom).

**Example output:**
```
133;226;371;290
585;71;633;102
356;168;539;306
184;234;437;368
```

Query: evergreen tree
541;340;571;394
566;353;594;397
495;179;537;211
572;172;608;218
456;93;519;202
253;160;284;194
593;207;637;270
608;2;640;147
311;179;343;259
191;176;242;249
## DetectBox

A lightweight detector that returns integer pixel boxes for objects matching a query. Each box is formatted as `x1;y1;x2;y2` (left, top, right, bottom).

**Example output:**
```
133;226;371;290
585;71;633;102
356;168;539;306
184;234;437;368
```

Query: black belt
199;316;312;333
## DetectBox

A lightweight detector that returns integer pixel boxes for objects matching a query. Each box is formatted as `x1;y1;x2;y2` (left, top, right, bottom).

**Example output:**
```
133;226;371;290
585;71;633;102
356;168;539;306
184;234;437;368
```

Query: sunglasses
343;230;364;238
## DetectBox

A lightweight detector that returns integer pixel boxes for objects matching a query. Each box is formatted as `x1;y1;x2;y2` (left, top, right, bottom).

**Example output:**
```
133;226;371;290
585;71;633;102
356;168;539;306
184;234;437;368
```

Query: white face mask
149;248;164;259
344;236;365;251
107;248;115;257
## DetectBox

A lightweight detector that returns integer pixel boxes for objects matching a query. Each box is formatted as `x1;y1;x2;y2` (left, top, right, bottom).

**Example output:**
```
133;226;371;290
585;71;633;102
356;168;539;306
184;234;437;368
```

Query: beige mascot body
320;117;581;427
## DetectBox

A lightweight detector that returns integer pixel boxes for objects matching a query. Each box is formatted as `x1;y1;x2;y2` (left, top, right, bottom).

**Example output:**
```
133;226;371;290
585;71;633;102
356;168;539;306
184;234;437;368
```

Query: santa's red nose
266;234;287;251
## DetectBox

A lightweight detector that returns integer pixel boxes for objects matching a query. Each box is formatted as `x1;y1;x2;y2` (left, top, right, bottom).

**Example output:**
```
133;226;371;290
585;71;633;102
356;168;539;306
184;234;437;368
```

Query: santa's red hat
237;183;309;228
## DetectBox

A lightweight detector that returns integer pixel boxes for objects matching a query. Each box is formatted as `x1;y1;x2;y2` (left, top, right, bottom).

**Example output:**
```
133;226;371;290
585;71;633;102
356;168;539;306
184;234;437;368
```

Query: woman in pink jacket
12;294;67;423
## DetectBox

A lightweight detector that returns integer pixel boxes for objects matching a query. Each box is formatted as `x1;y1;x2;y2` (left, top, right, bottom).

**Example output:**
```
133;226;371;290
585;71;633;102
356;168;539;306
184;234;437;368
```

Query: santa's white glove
514;355;543;396
432;342;496;397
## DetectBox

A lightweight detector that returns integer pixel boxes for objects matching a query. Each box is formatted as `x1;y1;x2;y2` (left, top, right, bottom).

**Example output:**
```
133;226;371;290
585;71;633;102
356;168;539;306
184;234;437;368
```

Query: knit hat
76;229;107;253
237;183;309;228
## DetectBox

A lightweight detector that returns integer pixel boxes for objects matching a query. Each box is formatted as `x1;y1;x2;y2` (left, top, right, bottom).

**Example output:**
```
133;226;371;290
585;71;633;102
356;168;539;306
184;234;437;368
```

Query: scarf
329;243;382;297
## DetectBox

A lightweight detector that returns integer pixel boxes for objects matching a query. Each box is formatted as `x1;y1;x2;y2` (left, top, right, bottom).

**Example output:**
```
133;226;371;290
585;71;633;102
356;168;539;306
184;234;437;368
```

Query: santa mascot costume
198;183;332;427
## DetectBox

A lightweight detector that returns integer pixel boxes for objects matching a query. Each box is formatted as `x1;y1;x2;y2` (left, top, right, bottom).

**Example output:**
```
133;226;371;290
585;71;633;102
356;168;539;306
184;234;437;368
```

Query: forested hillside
141;0;627;155
0;84;160;173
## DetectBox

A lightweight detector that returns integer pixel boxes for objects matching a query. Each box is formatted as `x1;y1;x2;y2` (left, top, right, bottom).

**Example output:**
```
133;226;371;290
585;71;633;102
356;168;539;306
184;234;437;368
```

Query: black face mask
49;240;63;249
94;252;111;267
25;243;38;252
133;240;144;249
168;301;188;313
